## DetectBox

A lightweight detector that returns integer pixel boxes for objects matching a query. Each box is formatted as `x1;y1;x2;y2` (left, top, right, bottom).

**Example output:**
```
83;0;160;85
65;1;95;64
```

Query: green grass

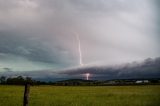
0;85;160;106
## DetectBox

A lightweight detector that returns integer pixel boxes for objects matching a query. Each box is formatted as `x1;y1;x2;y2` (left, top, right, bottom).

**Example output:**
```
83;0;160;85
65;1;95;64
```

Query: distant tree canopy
0;76;42;85
0;76;160;86
0;76;6;84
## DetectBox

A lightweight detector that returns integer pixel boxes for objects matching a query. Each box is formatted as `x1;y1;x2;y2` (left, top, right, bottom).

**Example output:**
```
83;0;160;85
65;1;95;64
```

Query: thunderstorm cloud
0;0;160;80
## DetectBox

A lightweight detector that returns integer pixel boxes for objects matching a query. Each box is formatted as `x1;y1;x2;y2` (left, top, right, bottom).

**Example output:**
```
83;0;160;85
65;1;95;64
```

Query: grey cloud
0;0;160;72
3;68;12;71
0;57;159;81
0;67;12;72
0;31;53;63
0;30;76;66
60;57;160;80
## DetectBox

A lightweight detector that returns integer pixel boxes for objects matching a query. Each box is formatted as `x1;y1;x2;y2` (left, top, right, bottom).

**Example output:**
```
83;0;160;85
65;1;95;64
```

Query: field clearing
0;85;160;106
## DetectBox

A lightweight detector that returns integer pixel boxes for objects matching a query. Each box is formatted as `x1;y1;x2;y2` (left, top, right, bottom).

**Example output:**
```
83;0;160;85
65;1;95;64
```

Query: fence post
23;83;30;106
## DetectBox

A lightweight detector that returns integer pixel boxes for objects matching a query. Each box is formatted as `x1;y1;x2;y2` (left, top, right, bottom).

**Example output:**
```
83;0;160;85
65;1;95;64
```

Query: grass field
0;85;160;106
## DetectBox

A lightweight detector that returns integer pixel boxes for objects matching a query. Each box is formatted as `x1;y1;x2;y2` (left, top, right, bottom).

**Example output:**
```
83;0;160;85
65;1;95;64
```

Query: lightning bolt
72;31;91;80
73;31;84;66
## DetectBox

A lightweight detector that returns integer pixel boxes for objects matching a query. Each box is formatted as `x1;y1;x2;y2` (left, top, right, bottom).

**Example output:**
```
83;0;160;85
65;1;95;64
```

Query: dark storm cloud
60;57;160;79
0;30;64;64
0;0;160;72
0;57;159;80
0;29;77;71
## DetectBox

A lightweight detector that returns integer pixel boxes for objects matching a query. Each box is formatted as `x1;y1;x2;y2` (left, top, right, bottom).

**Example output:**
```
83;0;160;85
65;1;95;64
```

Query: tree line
0;76;47;85
0;76;159;86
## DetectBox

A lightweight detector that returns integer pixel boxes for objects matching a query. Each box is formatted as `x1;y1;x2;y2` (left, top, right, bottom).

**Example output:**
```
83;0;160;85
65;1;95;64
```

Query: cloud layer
1;57;160;81
0;0;160;73
60;57;160;80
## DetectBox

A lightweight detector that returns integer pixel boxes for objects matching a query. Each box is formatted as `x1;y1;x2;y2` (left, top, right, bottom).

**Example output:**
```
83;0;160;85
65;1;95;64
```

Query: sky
0;0;160;74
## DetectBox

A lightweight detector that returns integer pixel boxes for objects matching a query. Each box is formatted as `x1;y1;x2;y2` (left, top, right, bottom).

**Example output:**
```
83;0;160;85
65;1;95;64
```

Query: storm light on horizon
0;0;160;73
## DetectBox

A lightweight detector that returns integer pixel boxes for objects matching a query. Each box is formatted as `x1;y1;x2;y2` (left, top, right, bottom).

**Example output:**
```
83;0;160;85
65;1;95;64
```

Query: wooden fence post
23;84;30;106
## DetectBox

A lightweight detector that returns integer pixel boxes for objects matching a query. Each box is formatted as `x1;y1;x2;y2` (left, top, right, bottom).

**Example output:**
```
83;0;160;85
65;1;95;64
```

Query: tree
0;76;6;84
